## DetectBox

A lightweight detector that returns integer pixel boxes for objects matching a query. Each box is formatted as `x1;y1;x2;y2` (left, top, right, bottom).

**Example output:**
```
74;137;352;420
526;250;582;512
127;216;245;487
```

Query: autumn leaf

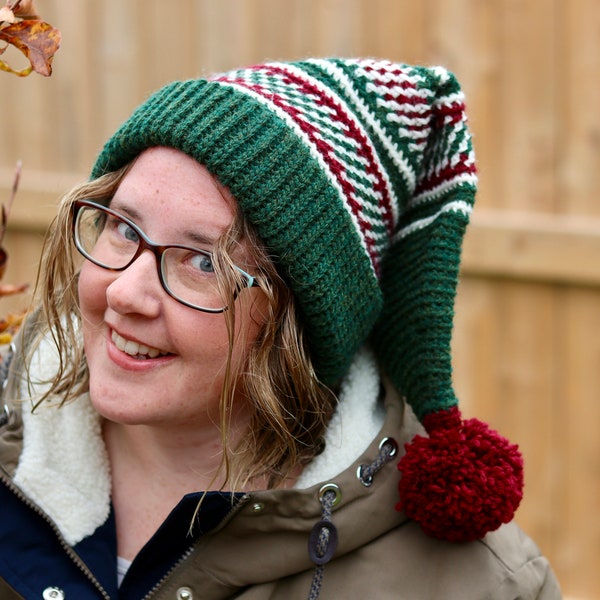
0;1;60;77
0;19;60;76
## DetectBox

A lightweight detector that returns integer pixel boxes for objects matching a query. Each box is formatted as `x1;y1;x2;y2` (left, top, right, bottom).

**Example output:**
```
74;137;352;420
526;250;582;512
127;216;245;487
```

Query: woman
0;58;560;599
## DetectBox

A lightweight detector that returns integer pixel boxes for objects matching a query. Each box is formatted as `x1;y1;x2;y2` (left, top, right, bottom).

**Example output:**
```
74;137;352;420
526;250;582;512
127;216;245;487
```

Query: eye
189;251;215;274
115;220;139;243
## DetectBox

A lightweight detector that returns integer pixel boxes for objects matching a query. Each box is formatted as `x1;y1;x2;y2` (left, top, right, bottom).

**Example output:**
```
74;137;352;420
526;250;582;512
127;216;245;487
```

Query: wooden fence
1;1;598;597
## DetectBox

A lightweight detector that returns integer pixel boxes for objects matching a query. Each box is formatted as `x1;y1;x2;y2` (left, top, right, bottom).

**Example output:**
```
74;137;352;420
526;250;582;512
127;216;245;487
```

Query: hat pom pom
396;406;524;542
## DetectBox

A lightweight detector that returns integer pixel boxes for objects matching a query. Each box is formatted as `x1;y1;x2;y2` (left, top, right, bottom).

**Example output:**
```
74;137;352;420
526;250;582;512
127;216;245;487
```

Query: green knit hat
91;58;523;542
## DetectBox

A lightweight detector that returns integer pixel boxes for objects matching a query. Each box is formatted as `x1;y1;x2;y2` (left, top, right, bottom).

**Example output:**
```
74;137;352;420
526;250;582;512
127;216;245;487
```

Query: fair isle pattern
213;59;477;263
213;63;397;277
348;60;477;240
358;62;435;156
347;60;477;209
310;58;424;193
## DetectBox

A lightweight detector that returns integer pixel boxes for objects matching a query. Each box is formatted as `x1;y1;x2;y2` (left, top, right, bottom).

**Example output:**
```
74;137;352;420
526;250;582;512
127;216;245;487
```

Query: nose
105;250;162;317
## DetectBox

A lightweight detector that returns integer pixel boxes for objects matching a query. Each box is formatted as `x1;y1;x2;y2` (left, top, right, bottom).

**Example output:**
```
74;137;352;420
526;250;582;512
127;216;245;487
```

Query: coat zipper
141;494;251;599
140;546;195;600
0;471;111;600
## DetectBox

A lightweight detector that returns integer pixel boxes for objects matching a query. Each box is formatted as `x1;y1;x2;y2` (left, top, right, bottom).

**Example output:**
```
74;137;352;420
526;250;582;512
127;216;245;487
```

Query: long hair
27;159;336;489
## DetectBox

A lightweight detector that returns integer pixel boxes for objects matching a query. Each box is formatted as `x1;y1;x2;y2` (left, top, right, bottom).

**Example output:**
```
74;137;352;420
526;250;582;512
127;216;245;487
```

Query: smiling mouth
111;330;169;359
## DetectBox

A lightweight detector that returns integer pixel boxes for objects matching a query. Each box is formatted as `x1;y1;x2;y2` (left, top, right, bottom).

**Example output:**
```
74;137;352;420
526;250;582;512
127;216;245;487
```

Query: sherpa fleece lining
14;339;383;545
13;334;111;546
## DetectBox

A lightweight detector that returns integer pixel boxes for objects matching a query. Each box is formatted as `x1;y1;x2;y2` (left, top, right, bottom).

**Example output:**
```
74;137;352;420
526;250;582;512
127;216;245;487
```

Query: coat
0;330;561;600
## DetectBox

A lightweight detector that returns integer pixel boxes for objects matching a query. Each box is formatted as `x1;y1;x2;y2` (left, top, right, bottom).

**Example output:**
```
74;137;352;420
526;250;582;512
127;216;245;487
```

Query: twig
0;159;21;245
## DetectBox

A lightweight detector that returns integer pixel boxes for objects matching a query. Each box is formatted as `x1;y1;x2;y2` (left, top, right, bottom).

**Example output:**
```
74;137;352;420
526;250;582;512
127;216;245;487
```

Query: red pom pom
396;407;524;542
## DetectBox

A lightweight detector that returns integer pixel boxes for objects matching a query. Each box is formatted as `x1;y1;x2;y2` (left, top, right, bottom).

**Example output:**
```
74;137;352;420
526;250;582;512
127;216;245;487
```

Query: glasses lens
161;247;226;311
75;205;139;269
74;203;254;312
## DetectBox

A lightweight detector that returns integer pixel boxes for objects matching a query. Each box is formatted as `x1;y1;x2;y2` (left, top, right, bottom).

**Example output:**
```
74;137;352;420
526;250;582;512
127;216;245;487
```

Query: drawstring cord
357;437;398;487
306;437;398;599
307;487;338;600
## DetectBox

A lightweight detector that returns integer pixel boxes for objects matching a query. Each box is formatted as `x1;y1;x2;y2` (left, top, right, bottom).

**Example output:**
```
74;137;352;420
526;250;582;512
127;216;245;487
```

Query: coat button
176;587;193;600
42;588;65;600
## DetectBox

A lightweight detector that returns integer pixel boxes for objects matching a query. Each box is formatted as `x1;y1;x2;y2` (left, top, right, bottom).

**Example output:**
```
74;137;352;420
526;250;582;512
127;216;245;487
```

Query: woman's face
78;147;267;430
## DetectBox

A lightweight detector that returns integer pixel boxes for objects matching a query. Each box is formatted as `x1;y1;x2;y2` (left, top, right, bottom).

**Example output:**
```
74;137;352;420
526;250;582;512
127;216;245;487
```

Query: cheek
78;262;109;320
175;296;267;377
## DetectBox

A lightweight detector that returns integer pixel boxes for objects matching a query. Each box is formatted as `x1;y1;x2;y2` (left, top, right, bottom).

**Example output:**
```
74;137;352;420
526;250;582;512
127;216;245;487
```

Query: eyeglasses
72;200;258;313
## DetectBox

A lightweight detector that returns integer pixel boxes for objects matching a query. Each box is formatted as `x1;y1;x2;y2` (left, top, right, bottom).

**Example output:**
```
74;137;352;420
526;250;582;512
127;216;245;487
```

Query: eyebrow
109;200;221;248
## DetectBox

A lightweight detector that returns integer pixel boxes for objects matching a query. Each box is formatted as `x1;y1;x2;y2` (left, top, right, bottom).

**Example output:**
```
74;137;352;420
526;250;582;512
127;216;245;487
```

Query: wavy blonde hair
27;159;336;490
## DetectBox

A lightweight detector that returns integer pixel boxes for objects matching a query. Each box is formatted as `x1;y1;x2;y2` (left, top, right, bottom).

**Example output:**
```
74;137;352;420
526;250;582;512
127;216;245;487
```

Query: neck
103;419;227;492
103;414;248;560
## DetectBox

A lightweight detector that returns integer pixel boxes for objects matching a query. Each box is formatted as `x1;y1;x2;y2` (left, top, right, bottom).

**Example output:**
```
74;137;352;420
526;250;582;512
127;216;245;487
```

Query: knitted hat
91;58;523;542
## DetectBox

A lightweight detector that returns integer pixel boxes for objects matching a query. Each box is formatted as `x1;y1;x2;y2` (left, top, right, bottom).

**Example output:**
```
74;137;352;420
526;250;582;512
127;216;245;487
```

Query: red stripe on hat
415;154;477;197
269;67;393;213
217;65;397;275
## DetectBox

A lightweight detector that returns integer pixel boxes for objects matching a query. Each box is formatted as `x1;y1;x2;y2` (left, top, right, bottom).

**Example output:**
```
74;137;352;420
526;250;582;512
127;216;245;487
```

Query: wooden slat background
1;1;598;597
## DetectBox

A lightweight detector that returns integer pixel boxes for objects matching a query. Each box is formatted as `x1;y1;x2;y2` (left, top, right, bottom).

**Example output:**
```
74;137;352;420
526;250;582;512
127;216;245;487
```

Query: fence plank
561;289;600;596
453;278;562;558
462;210;600;286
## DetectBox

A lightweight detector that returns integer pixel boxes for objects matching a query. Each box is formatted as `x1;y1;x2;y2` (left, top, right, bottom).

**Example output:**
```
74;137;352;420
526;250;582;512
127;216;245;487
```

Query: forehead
111;147;237;242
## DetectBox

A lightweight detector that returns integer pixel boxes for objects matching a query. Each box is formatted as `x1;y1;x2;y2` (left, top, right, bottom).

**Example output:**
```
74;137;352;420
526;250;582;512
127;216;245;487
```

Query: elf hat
92;58;523;542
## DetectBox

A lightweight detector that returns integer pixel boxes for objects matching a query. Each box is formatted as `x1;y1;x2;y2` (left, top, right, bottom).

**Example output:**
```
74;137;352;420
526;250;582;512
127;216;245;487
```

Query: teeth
111;330;166;358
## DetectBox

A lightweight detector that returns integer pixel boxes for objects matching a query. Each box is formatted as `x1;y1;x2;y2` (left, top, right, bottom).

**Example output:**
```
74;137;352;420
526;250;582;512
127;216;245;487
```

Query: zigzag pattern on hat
351;61;477;210
355;62;478;195
213;59;476;278
214;62;395;277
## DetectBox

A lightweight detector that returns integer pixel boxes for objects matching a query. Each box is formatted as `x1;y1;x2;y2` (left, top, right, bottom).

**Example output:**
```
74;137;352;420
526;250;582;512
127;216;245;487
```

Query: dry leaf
0;1;59;77
0;19;60;76
0;312;25;332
